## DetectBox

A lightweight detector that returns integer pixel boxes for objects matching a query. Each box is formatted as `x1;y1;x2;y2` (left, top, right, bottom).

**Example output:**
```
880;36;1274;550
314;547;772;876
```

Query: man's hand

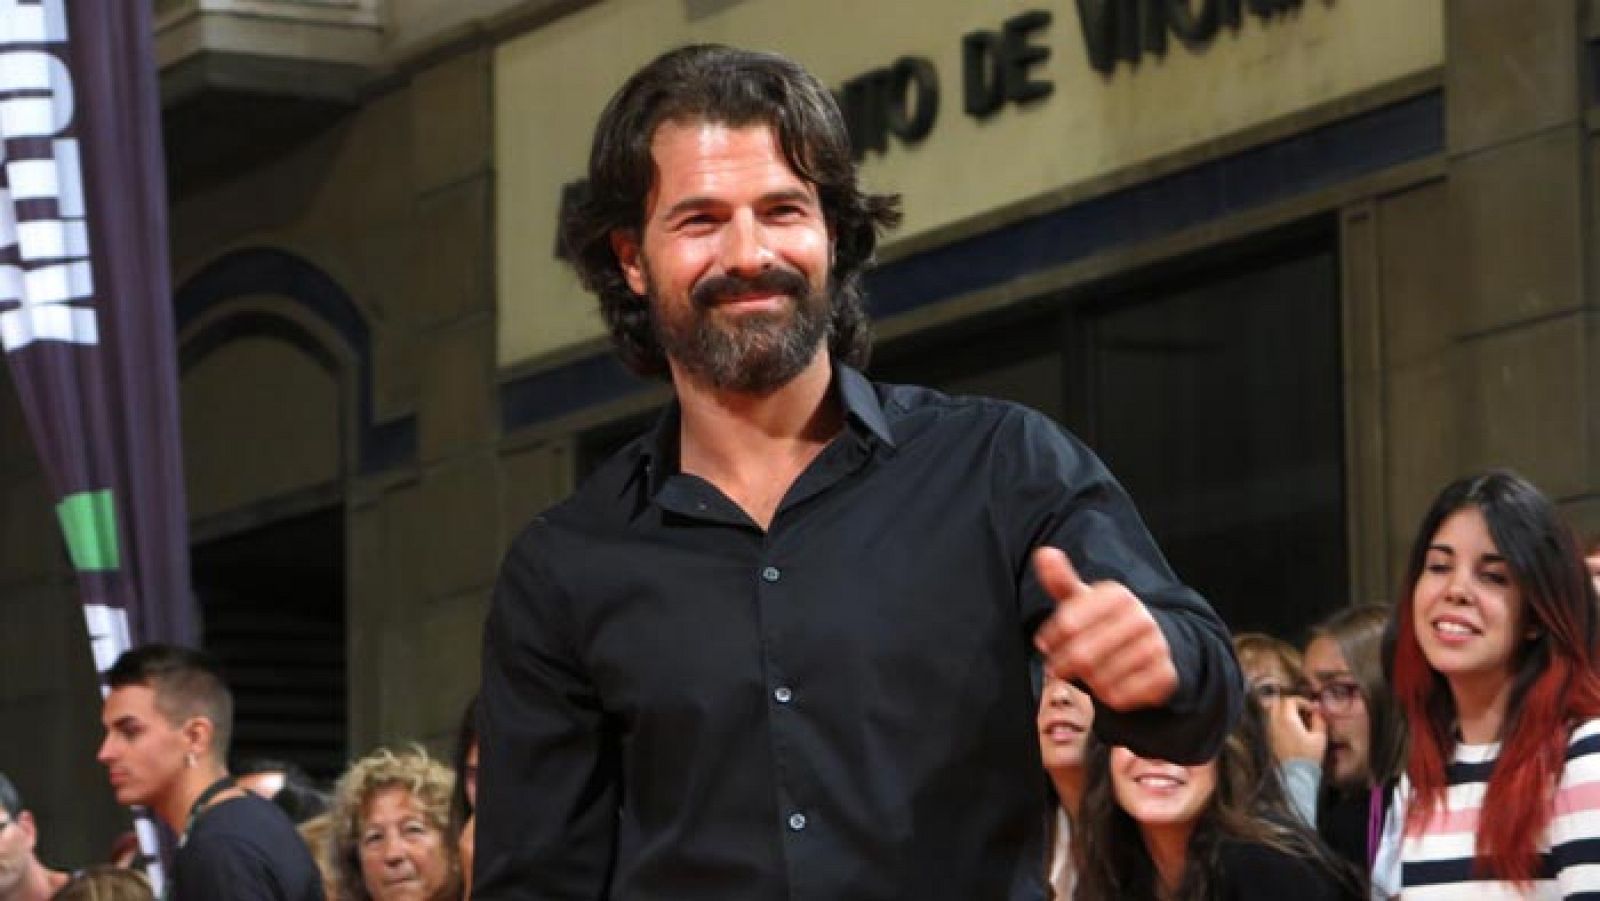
1266;695;1326;764
1032;546;1178;711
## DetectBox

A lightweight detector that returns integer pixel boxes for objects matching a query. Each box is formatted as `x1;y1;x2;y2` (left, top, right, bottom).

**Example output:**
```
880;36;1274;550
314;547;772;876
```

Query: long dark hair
1391;469;1600;883
1074;700;1356;900
561;43;902;379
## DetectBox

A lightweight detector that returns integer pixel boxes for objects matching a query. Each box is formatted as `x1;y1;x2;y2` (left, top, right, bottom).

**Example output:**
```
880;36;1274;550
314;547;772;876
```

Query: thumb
1033;546;1089;604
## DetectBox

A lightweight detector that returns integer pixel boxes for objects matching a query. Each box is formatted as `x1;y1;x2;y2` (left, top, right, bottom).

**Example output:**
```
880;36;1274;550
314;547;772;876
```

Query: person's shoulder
186;795;308;857
181;796;320;898
871;378;1068;444
504;429;652;546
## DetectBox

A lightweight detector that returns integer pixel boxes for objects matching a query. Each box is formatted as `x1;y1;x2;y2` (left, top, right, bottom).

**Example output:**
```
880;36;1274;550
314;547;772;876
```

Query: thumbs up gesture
1031;546;1178;711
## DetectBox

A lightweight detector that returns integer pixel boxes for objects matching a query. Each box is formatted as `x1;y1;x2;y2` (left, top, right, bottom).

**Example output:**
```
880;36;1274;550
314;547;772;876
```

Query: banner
0;0;196;889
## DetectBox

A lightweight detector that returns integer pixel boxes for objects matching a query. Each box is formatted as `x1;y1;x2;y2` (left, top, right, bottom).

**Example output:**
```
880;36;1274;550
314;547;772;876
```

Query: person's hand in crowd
1266;694;1327;764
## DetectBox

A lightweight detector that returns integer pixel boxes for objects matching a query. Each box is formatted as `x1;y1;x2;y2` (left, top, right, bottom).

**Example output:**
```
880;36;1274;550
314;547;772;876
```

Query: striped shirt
1395;718;1600;899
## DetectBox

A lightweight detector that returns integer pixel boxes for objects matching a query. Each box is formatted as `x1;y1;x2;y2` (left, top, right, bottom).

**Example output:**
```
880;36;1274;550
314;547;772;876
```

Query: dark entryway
192;506;346;780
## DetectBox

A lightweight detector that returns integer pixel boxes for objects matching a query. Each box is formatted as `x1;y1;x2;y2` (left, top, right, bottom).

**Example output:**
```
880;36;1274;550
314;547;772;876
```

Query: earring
185;752;197;768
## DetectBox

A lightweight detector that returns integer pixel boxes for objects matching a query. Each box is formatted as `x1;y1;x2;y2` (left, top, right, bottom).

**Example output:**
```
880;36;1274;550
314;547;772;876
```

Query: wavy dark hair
561;43;902;379
1074;700;1358;900
1391;469;1600;884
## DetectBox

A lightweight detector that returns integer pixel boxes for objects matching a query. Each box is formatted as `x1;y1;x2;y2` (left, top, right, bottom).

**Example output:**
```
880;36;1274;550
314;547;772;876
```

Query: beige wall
181;331;344;521
494;0;1444;367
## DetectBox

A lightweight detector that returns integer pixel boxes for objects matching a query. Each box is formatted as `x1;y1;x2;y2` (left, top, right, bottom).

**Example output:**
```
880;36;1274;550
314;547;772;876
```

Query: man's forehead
648;121;809;187
102;683;162;721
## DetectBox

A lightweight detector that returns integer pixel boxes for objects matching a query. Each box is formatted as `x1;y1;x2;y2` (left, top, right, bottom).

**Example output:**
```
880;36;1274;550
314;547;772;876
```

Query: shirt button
787;812;807;831
761;566;781;583
773;686;793;704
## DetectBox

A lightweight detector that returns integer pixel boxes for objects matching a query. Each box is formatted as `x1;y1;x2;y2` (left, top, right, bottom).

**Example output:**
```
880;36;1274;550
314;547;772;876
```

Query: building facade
1;0;1596;863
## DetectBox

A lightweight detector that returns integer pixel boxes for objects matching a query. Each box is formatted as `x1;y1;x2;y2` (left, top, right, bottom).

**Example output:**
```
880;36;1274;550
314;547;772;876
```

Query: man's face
612;120;835;393
0;808;38;892
97;684;190;809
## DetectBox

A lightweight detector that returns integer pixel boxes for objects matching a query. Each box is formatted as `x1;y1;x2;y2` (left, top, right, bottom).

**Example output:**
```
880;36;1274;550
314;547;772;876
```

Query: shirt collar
631;361;896;497
835;363;895;448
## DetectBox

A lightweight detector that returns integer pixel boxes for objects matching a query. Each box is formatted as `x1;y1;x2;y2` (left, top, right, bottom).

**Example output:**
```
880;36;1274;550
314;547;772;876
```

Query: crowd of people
1037;470;1600;899
10;40;1600;901
3;468;1598;901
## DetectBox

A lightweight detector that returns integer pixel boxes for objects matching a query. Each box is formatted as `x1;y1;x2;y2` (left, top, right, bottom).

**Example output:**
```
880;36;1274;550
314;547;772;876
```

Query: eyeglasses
1309;681;1364;714
1249;681;1306;704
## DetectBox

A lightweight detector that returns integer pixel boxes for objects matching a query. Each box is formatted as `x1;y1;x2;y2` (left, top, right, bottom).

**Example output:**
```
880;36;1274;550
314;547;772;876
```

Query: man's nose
720;211;771;276
95;734;115;764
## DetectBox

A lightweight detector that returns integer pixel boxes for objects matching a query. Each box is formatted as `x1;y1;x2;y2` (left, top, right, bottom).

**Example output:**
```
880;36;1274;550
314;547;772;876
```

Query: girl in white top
1037;673;1092;900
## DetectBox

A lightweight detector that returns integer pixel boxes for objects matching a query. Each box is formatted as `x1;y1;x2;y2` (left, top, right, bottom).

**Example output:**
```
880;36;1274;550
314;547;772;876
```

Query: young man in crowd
97;644;322;901
475;43;1243;900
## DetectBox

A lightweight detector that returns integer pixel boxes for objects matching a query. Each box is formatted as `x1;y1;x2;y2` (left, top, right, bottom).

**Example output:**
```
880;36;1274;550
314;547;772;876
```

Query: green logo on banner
56;489;120;571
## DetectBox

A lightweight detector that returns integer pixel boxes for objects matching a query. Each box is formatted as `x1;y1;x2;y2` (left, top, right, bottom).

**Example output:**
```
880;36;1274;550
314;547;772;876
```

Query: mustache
691;267;811;310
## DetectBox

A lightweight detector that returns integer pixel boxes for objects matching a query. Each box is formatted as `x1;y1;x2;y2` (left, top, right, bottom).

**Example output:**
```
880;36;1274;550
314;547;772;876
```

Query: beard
647;264;832;394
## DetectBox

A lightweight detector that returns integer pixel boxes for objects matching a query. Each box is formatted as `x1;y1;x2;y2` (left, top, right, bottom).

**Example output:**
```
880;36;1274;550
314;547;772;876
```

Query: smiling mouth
1133;774;1186;790
1432;618;1482;638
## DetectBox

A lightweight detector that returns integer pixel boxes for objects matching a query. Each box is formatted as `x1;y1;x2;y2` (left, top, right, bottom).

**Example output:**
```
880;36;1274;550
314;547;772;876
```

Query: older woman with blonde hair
328;747;461;901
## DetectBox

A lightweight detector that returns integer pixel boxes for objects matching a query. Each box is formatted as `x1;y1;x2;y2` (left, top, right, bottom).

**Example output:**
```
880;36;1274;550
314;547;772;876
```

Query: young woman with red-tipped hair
1383;470;1600;898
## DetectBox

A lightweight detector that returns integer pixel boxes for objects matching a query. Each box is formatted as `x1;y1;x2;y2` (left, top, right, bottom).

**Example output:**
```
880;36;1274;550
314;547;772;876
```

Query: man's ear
16;810;37;846
610;228;647;296
184;716;216;758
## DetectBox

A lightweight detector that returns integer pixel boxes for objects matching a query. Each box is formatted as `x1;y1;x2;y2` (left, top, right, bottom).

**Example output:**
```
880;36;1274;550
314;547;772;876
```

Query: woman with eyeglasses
1379;470;1600;898
1301;604;1407;882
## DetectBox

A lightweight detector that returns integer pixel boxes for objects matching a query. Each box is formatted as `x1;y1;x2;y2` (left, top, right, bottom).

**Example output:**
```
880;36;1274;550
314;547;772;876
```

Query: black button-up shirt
476;366;1241;900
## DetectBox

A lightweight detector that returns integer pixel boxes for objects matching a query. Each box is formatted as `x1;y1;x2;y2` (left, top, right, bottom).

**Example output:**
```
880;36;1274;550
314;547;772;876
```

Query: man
476;44;1242;900
97;644;323;901
0;773;68;901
